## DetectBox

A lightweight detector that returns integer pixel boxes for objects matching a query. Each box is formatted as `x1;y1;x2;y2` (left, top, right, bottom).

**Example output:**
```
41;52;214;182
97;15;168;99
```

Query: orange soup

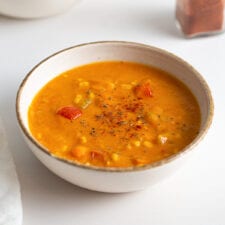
28;61;201;168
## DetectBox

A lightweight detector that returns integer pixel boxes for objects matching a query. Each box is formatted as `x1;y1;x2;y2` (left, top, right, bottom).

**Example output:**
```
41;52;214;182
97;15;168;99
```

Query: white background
0;0;225;224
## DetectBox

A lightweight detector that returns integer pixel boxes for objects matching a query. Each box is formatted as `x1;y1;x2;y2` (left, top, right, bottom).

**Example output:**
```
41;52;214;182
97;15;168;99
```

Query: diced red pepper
90;150;105;161
134;80;153;98
57;106;82;120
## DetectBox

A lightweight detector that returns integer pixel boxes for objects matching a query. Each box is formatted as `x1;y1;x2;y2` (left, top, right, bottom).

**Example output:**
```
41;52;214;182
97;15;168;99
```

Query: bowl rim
16;40;214;172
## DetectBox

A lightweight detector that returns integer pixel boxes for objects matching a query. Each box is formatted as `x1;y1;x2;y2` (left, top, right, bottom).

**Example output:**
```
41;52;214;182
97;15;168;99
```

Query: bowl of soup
16;41;213;193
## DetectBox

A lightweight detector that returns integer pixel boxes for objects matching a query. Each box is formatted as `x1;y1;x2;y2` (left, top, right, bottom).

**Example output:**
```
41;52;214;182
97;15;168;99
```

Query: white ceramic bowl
0;0;80;19
16;41;213;193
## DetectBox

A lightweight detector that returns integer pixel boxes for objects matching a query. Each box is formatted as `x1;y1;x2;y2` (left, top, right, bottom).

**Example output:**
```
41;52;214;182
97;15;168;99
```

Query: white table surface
0;0;225;225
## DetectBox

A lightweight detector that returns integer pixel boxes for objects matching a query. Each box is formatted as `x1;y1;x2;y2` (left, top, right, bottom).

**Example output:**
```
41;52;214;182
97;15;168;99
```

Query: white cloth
0;118;22;225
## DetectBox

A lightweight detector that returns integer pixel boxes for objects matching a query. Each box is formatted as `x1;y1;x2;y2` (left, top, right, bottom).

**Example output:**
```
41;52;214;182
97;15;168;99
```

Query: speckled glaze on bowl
16;41;213;193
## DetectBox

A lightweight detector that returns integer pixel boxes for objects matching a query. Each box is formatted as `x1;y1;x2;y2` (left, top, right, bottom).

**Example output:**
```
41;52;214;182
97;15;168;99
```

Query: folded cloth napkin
0;118;22;225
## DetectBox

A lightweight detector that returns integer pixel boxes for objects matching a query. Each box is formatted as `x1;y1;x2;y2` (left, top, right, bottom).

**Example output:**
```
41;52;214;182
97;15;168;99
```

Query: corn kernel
131;81;138;86
132;158;146;166
72;146;88;159
81;99;92;109
127;144;132;149
121;84;132;90
80;136;87;143
37;133;42;139
74;94;83;104
158;135;168;145
133;140;141;147
147;112;159;125
79;81;89;87
107;82;115;90
89;92;95;99
137;120;142;125
62;145;69;152
111;153;119;161
143;141;153;148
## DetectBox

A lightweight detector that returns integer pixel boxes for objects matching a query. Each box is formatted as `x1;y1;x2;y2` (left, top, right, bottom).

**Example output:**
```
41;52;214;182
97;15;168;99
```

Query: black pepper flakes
90;127;96;136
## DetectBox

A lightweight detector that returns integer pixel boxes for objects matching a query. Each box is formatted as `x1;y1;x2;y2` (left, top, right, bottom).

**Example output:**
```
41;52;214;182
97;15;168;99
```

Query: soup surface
28;61;201;168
